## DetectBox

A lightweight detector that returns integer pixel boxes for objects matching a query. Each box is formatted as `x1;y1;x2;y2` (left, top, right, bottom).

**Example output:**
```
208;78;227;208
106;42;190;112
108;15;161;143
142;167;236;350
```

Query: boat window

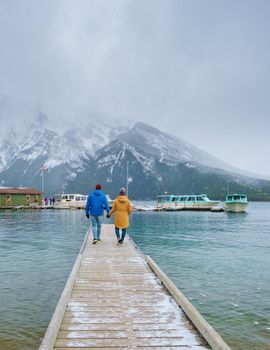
75;197;81;201
62;195;68;200
172;197;177;202
158;196;169;203
180;197;187;201
82;196;87;200
187;196;194;201
234;196;239;200
69;195;74;200
196;196;204;201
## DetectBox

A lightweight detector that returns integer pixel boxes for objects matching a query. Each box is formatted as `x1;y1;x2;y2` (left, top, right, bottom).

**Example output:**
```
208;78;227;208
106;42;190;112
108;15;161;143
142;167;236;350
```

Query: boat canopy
157;194;211;203
157;195;175;203
226;194;247;202
56;194;87;201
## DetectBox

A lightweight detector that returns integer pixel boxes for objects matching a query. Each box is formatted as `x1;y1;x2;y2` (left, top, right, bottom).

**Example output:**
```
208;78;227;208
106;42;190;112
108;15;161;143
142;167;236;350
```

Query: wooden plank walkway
40;224;231;350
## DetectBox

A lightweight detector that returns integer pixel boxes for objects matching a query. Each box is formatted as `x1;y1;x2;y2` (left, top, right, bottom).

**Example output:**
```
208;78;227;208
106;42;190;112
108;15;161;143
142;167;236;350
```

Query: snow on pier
39;224;230;350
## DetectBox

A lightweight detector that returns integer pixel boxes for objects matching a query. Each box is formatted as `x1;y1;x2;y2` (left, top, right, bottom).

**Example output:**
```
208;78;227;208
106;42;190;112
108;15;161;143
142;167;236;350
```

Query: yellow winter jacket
109;195;132;229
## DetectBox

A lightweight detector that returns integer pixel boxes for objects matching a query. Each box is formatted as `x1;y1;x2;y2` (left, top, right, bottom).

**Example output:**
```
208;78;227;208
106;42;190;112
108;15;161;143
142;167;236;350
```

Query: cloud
0;0;269;175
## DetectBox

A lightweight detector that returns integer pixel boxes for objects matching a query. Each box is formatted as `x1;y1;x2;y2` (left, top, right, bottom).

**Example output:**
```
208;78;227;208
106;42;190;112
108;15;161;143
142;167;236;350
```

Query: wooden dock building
0;187;42;208
39;224;231;350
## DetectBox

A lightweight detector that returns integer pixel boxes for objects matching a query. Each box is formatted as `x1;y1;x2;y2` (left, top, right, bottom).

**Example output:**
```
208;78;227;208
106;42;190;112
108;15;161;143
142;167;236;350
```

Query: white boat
224;194;248;213
157;194;220;210
55;193;114;209
55;194;88;208
106;195;114;207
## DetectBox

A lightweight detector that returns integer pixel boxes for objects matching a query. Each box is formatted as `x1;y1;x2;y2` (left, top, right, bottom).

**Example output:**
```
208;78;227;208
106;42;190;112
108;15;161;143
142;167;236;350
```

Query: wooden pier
39;224;231;350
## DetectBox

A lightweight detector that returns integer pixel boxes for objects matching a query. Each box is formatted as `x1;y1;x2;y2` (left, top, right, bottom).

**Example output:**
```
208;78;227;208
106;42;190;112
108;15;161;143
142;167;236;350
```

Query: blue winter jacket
86;190;110;217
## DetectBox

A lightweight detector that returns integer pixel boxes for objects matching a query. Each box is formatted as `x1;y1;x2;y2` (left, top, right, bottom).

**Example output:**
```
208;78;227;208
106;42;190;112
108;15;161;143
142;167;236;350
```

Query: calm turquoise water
0;210;87;350
0;203;270;349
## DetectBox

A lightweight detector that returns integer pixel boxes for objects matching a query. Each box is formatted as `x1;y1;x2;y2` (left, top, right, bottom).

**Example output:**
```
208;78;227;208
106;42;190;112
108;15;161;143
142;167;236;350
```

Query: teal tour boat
224;194;248;213
156;194;220;211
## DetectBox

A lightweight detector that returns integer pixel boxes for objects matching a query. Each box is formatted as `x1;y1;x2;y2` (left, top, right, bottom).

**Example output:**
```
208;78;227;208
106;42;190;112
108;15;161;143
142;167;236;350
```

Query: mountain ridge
0;96;269;200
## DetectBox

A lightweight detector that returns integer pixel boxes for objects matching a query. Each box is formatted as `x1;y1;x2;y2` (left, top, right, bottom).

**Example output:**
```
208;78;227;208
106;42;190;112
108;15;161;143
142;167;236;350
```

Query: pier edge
146;255;232;350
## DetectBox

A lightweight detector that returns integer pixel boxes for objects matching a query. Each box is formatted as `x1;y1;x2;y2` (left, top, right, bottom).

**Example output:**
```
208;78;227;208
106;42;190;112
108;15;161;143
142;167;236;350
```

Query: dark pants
115;227;127;242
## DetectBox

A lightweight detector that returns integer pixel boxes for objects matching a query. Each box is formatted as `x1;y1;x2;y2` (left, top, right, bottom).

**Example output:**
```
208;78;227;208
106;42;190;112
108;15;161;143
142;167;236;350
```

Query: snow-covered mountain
0;96;134;190
0;96;270;200
77;122;270;200
97;122;244;174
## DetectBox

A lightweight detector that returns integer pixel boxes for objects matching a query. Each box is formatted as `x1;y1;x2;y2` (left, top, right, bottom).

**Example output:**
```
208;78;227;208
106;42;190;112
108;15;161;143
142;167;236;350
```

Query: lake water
0;203;269;350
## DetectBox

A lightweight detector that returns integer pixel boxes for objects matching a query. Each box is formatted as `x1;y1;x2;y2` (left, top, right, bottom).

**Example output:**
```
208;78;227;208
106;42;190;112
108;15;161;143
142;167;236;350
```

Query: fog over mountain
0;1;270;176
0;96;270;200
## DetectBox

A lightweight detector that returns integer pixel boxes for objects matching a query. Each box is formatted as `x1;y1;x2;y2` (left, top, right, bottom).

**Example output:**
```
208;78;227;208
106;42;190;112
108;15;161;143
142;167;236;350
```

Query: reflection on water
0;203;270;349
0;210;87;350
128;203;270;350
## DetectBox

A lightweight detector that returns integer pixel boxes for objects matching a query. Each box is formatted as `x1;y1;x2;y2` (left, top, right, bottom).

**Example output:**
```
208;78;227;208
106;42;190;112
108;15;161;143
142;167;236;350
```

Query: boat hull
54;200;86;208
224;202;248;213
157;201;220;211
179;201;220;210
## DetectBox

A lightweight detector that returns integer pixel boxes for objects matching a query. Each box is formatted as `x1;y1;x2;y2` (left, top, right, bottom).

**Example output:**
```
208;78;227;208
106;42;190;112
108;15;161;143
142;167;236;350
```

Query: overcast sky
0;0;269;176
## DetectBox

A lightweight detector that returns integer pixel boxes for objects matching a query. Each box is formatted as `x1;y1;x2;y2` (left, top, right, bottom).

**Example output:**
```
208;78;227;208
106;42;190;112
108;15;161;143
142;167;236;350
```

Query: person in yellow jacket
107;187;132;245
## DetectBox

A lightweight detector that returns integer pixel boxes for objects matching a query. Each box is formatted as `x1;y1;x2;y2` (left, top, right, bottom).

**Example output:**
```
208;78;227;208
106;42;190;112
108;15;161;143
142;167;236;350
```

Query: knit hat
95;184;102;190
119;187;126;195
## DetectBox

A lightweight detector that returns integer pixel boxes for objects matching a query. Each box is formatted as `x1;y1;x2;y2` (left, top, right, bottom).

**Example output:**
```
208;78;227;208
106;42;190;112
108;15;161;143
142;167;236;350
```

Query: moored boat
106;195;114;207
55;193;88;208
55;193;114;209
224;194;248;212
157;194;220;210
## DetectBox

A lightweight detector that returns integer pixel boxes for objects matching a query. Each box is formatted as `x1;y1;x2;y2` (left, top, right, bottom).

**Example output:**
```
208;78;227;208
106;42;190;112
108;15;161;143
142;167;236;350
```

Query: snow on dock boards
42;225;212;349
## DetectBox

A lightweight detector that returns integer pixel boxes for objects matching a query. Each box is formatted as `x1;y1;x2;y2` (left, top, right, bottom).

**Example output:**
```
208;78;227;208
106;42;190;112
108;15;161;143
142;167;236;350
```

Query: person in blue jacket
86;184;110;244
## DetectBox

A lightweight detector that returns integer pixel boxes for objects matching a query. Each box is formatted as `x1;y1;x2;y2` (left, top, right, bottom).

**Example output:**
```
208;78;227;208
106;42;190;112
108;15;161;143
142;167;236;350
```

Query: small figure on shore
86;184;110;244
52;197;55;205
107;187;132;245
45;196;49;206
